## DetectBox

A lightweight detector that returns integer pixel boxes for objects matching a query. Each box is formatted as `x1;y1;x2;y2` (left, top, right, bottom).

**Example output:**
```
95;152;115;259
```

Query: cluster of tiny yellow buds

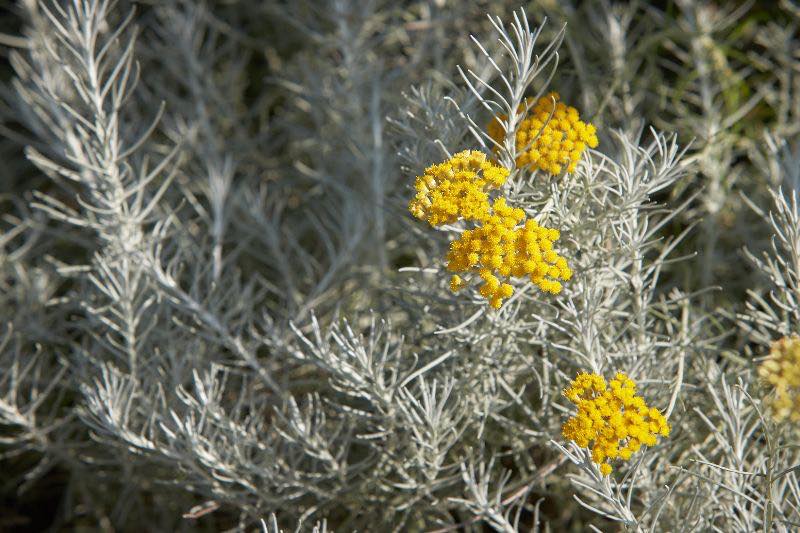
758;336;800;422
487;92;598;175
446;201;572;307
561;372;671;476
408;151;572;308
408;150;510;226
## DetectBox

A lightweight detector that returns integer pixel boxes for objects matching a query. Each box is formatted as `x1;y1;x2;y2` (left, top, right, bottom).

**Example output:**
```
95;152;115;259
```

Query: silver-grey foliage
1;0;799;531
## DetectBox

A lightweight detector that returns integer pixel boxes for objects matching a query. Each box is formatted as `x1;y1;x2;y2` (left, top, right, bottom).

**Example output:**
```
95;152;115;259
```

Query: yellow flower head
561;372;670;476
488;92;598;174
445;210;571;307
408;150;510;226
409;151;571;308
758;335;800;422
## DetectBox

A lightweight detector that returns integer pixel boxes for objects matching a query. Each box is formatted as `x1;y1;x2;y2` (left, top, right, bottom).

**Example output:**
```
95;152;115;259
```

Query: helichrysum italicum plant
3;1;800;531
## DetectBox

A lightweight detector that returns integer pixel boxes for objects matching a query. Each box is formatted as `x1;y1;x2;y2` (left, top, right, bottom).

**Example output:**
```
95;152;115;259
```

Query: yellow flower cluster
408;150;509;226
409;150;571;308
561;372;671;476
446;198;572;307
488;92;598;175
758;336;800;422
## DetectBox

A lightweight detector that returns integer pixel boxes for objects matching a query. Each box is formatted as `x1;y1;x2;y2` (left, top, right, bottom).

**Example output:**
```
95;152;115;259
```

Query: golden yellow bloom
758;335;800;422
445;204;571;307
408;151;571;308
561;372;670;475
408;150;510;226
487;92;598;175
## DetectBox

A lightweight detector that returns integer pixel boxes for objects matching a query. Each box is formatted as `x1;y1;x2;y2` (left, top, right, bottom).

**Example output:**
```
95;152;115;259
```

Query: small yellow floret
562;372;671;476
487;92;599;175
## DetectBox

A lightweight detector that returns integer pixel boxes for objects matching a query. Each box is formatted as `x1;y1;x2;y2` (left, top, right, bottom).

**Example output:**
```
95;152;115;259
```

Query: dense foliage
1;1;800;531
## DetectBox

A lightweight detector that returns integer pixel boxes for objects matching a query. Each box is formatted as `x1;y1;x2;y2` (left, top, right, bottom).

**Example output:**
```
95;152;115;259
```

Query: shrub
1;1;799;531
